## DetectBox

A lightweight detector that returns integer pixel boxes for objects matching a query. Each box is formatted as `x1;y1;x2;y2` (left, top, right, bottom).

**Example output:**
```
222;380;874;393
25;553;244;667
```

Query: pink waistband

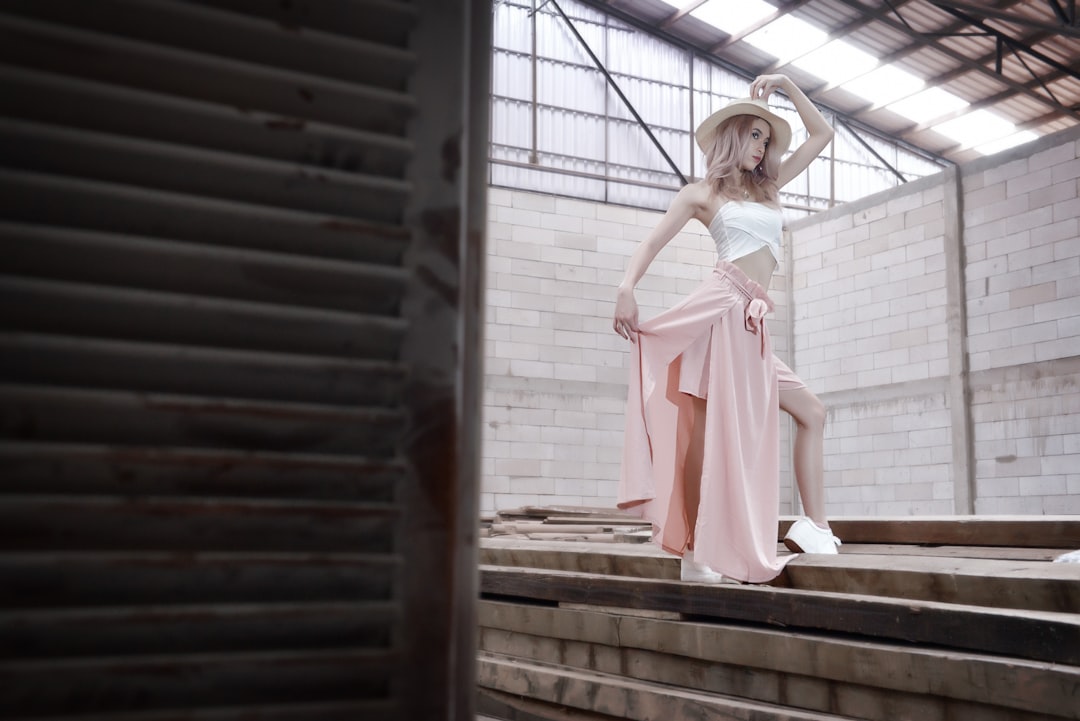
712;259;772;304
713;260;772;357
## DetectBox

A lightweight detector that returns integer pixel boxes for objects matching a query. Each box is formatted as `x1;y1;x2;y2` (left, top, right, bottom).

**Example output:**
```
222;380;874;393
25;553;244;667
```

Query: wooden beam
479;601;1080;719
832;543;1062;561
494;514;1080;547
479;566;1080;665
481;539;679;579
785;516;1080;547
477;652;854;721
781;552;1080;614
479;688;627;721
483;539;1080;612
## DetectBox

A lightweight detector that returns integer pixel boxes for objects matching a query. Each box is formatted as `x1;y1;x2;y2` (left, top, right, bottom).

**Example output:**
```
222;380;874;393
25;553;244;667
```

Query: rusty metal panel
0;0;486;718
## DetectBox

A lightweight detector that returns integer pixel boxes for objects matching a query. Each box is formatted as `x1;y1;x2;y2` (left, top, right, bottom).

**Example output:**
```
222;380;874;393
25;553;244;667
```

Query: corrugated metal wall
0;0;488;718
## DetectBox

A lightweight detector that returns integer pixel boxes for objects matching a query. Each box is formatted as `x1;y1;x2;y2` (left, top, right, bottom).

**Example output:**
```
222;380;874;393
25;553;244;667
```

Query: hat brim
694;98;792;157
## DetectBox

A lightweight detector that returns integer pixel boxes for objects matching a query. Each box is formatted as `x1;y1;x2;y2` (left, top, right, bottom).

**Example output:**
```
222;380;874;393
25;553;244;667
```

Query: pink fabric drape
618;260;793;583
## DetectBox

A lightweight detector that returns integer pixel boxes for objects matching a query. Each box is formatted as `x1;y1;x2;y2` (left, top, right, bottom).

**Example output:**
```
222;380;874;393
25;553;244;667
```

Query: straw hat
694;97;792;156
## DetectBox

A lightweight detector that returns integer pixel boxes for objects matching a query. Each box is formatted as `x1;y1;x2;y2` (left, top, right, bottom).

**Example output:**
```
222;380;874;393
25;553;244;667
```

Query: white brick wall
962;133;1080;514
481;187;796;513
822;393;954;515
792;180;949;397
787;125;1080;516
789;172;954;516
482;126;1080;517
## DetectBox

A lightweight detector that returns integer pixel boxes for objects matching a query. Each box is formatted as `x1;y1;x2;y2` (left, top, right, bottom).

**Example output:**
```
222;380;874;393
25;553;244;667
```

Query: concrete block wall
482;126;1080;517
962;135;1080;514
787;125;1080;516
481;188;796;513
787;173;956;515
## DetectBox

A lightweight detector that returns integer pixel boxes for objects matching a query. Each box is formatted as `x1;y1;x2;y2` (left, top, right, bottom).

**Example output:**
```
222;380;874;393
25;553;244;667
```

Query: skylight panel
659;0;702;7
973;130;1039;156
885;87;969;124
742;14;828;64
933;109;1018;148
791;39;878;84
689;0;777;35
839;65;925;107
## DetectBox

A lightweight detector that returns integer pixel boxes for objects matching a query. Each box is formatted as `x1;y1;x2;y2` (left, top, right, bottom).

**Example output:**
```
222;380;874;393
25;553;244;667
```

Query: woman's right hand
613;286;640;342
749;73;789;101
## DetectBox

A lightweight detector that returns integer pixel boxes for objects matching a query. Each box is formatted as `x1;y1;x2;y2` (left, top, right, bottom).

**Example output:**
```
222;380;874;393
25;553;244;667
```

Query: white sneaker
784;518;842;554
680;550;729;584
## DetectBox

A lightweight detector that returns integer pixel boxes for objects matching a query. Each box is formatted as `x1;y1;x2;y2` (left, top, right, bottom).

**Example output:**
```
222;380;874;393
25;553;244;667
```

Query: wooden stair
477;512;1080;720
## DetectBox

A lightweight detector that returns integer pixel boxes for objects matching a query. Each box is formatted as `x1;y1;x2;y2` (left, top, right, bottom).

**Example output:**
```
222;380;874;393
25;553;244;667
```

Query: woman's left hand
749;74;789;101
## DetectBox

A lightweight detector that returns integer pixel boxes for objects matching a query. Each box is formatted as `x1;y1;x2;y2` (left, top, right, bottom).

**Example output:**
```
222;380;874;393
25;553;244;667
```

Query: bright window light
885;87;969;124
933;109;1017;148
974;130;1039;156
839;65;925;106
742;14;828;64
791;39;878;84
690;0;777;35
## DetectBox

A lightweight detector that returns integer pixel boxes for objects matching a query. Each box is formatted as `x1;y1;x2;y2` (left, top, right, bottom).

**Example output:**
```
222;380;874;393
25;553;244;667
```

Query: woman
614;74;841;585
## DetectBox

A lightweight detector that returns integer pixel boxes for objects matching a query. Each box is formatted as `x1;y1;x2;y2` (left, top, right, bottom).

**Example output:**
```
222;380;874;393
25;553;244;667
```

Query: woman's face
742;119;772;171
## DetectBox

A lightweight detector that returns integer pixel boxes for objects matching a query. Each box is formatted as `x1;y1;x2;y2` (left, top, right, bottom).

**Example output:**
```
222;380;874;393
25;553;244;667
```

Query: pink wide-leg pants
617;260;803;583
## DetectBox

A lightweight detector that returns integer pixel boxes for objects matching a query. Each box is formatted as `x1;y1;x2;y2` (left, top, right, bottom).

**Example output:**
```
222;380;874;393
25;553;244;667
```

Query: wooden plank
0;496;399;553
481;539;1080;613
493;510;1080;547
479;566;1080;666
541;516;653;526
0;331;407;409
780;553;1080;613
779;516;1080;548
491;523;618;534
485;537;1065;563
0;552;397;608
0;700;399;720
558;602;683;621
0;441;403;502
478;689;626;721
521;506;638;518
477;653;857;721
836;543;1063;561
0;215;408;316
479;602;1073;721
0;649;396;715
0;601;398;658
0;168;409;266
0;383;404;456
480;539;678;579
611;530;651;544
516;534;619;543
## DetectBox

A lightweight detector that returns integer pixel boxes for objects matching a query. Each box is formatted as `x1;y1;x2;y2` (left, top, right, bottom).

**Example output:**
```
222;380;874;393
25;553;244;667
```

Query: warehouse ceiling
578;0;1080;163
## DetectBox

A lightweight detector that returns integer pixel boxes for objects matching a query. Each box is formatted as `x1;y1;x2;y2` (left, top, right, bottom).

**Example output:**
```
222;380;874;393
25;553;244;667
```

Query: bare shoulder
672;180;713;218
681;180;720;226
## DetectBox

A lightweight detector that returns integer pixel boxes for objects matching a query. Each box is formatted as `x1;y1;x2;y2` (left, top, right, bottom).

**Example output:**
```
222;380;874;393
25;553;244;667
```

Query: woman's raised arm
750;74;834;190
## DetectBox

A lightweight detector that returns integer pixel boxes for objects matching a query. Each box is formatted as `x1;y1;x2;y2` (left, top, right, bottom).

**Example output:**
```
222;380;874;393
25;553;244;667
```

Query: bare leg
779;387;828;527
682;395;707;549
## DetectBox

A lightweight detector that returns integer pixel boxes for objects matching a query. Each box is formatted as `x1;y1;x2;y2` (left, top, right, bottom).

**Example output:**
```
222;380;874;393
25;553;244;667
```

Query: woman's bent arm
613;183;703;340
751;74;834;189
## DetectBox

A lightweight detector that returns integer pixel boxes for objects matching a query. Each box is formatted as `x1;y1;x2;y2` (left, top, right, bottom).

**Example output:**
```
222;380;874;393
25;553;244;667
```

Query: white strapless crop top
707;201;784;263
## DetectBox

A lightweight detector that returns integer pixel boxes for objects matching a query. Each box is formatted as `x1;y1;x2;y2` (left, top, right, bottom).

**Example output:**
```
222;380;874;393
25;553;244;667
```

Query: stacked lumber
482;505;651;543
477;512;1080;721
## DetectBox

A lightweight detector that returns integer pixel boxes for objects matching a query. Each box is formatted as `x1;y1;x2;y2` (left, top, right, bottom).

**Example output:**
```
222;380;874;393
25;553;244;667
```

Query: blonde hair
703;114;782;204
